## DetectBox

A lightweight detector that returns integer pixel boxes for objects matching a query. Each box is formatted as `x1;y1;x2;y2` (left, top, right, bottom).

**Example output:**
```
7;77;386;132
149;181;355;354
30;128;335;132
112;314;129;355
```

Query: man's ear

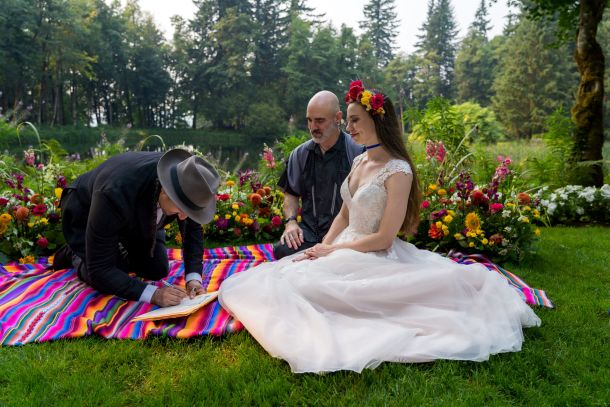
336;110;343;126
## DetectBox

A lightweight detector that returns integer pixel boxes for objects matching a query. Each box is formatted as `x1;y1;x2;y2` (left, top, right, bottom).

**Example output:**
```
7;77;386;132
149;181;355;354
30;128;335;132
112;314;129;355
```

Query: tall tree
414;0;458;101
523;0;608;186
454;0;496;105
492;15;578;139
360;0;400;67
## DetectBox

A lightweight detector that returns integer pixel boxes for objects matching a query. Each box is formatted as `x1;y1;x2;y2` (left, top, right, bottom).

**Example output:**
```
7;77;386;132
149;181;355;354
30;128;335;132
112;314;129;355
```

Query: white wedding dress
219;155;541;373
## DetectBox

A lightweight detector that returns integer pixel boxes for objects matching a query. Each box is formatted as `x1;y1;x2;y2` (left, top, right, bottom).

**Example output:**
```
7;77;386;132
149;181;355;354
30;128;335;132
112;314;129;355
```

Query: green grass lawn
0;226;609;406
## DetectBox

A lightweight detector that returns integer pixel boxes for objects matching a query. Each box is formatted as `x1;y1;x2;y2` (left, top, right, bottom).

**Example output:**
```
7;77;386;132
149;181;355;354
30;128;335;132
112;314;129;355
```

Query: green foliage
244;103;288;143
491;14;578;139
408;98;470;156
527;108;576;188
453;102;504;144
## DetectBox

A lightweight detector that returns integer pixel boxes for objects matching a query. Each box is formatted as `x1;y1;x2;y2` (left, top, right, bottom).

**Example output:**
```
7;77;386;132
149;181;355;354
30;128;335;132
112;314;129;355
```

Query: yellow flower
175;232;183;245
54;188;63;200
533;209;540;218
214;214;219;221
0;222;8;235
235;215;241;223
19;255;36;264
523;206;531;212
164;224;171;230
360;91;373;108
28;222;34;228
231;203;239;210
0;213;12;223
535;228;541;236
482;238;489;245
297;215;302;222
443;215;453;223
447;210;456;216
438;189;447;196
274;209;280;215
454;233;464;240
225;214;231;220
226;180;235;187
506;202;515;207
40;218;48;225
428;183;438;191
469;242;475;248
465;212;481;232
232;211;237;216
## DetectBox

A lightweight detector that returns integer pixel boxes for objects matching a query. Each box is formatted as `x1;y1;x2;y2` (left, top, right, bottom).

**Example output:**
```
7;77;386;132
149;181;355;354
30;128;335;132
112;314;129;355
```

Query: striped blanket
0;244;551;346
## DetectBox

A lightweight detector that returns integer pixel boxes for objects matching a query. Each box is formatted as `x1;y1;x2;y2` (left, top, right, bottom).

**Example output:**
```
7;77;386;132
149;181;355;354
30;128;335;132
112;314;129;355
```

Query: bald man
274;91;364;259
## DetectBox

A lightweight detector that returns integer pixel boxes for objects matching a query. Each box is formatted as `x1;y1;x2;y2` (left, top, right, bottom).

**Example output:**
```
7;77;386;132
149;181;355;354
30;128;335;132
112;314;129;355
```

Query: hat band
170;166;204;211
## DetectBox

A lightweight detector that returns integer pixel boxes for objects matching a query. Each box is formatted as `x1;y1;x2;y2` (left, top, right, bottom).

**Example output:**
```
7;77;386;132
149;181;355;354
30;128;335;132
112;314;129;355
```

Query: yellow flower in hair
360;91;373;109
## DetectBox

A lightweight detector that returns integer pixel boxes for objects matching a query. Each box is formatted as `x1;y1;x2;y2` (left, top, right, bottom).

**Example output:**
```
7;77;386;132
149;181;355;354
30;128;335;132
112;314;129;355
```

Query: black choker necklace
365;143;381;150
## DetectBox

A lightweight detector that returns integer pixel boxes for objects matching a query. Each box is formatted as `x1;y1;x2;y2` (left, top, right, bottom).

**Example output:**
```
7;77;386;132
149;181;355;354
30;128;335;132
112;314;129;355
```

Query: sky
133;0;514;53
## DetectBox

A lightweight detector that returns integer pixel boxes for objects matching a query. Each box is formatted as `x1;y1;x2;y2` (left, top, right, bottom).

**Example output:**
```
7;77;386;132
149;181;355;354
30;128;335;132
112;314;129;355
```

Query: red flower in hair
345;80;364;103
370;93;384;110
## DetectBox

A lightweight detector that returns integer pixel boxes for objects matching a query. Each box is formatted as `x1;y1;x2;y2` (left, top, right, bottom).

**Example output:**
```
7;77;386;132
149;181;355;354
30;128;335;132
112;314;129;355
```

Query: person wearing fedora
51;148;220;307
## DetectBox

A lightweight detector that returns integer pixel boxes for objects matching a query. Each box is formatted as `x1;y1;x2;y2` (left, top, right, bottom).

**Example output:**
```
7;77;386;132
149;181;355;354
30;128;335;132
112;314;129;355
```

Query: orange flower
428;223;443;239
249;193;262;206
30;194;44;204
14;206;30;221
263;186;271;195
256;188;266;197
517;192;531;205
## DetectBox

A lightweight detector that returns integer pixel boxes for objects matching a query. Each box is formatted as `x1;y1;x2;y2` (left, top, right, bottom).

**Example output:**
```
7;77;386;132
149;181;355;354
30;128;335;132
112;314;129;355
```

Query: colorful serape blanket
0;244;551;346
449;251;554;308
0;244;274;346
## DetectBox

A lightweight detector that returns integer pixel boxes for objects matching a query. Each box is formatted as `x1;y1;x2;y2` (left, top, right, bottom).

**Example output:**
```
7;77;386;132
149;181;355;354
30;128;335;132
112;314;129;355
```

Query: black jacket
61;151;204;300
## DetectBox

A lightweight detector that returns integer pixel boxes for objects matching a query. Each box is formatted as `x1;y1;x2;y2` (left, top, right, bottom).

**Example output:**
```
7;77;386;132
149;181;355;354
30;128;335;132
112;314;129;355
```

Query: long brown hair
358;94;421;235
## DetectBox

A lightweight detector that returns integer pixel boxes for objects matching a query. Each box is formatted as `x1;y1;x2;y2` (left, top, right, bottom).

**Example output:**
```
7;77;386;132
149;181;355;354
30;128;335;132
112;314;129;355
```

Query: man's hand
280;221;304;250
151;285;186;307
186;280;205;299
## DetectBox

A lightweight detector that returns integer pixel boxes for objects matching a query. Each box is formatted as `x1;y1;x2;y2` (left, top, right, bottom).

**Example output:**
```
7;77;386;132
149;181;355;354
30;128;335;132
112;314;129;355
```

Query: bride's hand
293;244;336;262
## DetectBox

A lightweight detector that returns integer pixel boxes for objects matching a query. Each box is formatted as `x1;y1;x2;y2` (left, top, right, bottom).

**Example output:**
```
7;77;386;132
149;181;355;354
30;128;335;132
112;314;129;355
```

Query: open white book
132;291;219;322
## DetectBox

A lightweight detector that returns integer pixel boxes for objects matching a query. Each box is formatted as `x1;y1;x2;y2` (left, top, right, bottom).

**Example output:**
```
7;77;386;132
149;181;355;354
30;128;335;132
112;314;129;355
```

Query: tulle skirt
219;235;540;373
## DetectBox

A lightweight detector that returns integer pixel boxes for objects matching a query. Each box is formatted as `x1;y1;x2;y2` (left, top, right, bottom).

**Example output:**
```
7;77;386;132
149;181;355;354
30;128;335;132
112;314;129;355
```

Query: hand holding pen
151;280;186;307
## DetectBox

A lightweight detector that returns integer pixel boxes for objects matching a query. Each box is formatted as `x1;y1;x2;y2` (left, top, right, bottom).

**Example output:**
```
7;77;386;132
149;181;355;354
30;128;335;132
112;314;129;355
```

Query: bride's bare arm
322;203;349;244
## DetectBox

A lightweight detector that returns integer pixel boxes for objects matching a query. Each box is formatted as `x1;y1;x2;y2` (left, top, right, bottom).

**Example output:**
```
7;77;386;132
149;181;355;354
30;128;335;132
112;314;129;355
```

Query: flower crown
344;80;385;117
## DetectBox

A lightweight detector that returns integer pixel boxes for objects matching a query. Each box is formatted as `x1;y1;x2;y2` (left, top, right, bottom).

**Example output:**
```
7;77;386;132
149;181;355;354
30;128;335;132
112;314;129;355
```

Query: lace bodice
339;155;412;236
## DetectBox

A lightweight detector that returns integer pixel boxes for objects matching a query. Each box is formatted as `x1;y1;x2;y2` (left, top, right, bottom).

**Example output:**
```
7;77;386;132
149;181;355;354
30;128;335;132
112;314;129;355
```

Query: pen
162;280;174;289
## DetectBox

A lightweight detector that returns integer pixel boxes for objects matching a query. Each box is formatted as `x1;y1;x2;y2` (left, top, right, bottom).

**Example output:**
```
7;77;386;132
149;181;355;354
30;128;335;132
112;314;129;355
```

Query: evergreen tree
492;15;578;139
454;0;496;105
360;0;400;67
414;0;458;102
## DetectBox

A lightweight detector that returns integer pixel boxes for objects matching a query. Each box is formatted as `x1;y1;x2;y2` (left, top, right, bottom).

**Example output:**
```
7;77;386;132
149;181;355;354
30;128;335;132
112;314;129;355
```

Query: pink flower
370;93;385;111
24;150;35;166
262;146;276;169
425;141;446;163
421;200;430;209
490;203;504;213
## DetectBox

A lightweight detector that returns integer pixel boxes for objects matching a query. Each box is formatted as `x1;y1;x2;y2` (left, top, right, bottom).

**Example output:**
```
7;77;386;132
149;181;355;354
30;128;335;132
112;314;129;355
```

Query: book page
132;291;219;322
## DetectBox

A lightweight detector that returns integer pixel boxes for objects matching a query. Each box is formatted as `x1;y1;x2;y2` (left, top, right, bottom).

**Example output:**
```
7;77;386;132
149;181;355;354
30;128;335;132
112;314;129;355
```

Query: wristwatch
284;215;297;224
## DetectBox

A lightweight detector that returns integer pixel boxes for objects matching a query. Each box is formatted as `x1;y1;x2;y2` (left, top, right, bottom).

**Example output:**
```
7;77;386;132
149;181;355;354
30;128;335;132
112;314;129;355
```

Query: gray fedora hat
157;149;220;224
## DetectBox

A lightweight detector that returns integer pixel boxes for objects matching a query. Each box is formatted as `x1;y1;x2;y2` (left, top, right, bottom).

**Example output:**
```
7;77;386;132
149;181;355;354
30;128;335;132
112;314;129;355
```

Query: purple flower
56;176;67;189
215;217;228;230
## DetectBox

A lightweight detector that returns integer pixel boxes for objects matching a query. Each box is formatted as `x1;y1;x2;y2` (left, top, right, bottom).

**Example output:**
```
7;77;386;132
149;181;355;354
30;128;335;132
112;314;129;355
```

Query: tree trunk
571;0;606;186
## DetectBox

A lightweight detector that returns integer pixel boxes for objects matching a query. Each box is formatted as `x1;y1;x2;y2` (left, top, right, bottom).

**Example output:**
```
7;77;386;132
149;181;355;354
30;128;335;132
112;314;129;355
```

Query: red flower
217;193;230;201
428;223;443;240
259;207;270;217
421;200;430;209
370;93;384;110
37;237;49;249
233;227;241;237
0;197;8;207
271;215;282;227
31;204;47;216
345;80;364;102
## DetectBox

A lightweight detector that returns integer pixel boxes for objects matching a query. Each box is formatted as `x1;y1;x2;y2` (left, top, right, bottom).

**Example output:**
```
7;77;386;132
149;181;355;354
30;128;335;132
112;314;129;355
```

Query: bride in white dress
219;82;540;374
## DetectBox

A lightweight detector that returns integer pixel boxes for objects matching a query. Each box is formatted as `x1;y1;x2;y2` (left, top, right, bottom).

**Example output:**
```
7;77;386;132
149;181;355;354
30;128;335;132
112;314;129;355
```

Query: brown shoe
51;244;74;270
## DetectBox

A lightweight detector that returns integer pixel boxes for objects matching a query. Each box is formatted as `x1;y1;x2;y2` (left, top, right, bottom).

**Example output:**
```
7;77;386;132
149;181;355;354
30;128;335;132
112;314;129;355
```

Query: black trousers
273;240;317;260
